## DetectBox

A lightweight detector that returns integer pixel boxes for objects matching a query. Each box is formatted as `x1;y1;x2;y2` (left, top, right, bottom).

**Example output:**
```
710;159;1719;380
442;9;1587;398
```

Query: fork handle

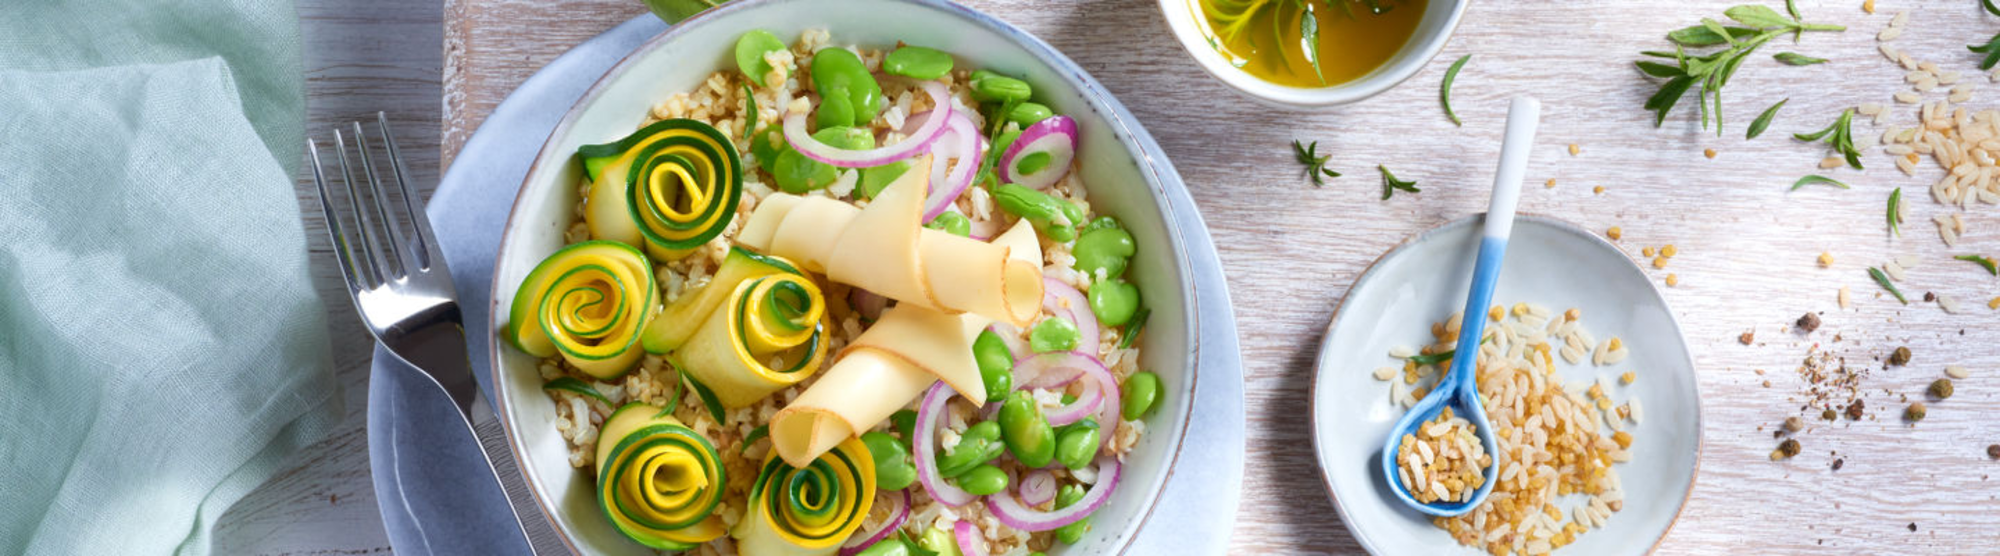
462;393;573;555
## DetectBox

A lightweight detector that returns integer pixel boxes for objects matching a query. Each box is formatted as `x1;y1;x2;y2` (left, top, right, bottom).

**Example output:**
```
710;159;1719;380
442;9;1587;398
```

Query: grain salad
1376;303;1638;554
509;29;1163;556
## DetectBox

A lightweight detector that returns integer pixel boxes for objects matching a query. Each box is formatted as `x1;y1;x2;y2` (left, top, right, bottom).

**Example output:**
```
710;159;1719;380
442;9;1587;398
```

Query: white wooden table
220;1;2000;553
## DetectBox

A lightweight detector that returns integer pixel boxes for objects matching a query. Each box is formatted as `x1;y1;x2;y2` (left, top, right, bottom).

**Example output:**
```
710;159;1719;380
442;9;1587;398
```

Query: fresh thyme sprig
1636;3;1844;135
1292;140;1341;187
1378;165;1419;200
1794;108;1863;170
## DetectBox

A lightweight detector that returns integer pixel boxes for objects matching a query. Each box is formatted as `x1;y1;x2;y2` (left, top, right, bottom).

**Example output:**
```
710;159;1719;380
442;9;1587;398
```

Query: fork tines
307;112;439;293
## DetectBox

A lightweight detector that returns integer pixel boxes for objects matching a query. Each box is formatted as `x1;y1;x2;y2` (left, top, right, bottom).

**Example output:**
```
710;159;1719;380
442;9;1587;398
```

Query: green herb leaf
642;0;724;24
1441;54;1471;126
1378;165;1419;200
739;425;770;454
1773;52;1828;65
741;84;758;141
1292;140;1340;186
1299;0;1325;85
1793;109;1863;169
683;372;727;423
1723;5;1793;29
1792;174;1849;191
655;369;688;419
1786;0;1802;20
1986;0;2000;17
1747;98;1786;139
1635;61;1685;78
1869;266;1908;304
1118;306;1150;350
1971;34;2000;71
1669;24;1758;47
1888;187;1904;237
1956;254;1999;276
542;377;610;404
1407;350;1456;366
1641;4;1842;134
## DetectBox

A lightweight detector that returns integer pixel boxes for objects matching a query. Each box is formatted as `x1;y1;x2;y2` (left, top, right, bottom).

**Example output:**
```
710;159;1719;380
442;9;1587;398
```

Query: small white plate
1310;215;1701;555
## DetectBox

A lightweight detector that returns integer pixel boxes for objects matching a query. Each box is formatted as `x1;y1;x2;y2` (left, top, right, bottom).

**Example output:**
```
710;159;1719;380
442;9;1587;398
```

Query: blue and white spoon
1380;97;1540;517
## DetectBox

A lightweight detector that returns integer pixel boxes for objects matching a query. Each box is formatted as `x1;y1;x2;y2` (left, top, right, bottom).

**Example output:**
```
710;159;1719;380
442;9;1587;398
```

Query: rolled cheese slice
736;156;1043;328
766;221;1043;468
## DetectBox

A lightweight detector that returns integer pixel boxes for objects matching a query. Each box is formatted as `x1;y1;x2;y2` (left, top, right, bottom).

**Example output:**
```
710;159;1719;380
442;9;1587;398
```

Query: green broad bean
998;391;1056;468
883;46;954;80
811;48;883;127
973;330;1015;403
860;432;917;491
1054;419;1100;470
891;409;918;441
969;70;1032;104
1082;216;1121;234
1122;371;1162;421
1054;484;1093;544
919;527;962;556
1012;151;1053;176
926;211;971;237
935;421;1003;477
855;539;912;556
749;126;786;170
1087;278;1140;327
734;30;786;84
992;184;1079;242
989;127;1022;165
956;464;1009;496
1071;226;1136;280
1029;317;1079;353
773;126;870;193
1008;102;1054;127
859;159;911;199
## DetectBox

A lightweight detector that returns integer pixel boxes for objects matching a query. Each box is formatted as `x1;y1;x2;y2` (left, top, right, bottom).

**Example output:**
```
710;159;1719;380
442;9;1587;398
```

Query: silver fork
308;113;564;555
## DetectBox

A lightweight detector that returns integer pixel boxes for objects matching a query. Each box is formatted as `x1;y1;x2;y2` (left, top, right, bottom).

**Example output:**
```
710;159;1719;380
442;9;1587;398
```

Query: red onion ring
783;81;952;168
1011;352;1117;429
849;288;888;322
953;521;989;556
839;489;912;556
1043;375;1105;427
984;323;1032;363
985;455;1122;531
998;115;1077;190
1019;470;1058;507
914;382;978;506
1043;277;1099;355
922;112;981;222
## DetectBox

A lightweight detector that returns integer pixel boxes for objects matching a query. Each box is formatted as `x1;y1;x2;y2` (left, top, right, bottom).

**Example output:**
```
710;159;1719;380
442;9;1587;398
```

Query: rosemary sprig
1747;98;1786;139
1794;108;1863;170
1292;140;1341;186
1441;54;1471;126
1791;174;1849;191
1772;52;1827;65
1888;187;1904;236
1956;254;1999;276
1869;266;1908;304
1378;165;1419;200
1408;349;1455;366
1637;3;1844;135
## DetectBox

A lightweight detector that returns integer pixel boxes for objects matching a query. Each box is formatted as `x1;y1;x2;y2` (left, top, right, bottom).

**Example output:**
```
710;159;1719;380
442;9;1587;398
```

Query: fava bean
773;126;870;193
926;211;971;238
811;48;883;127
1008;102;1054;127
920;526;962;556
1082;216;1121;234
734;30;786;84
999;391;1056;468
884;46;955;80
1012;151;1053;175
859;159;911;199
861;432;917;491
935;421;1003;477
1054;419;1100;470
993;184;1079;242
856;539;912;556
1087;278;1140;327
891;409;918;442
973;330;1015;403
970;70;1032;104
1029;317;1079;353
1071;226;1136;280
1122;371;1162;421
1054;484;1093;544
957;464;1010;496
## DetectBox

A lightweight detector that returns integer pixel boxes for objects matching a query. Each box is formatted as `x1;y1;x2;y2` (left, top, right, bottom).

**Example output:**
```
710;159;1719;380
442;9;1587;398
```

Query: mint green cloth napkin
0;2;341;555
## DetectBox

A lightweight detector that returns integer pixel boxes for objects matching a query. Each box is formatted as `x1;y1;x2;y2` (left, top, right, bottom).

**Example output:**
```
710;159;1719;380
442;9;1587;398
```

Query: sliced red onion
850;288;888;322
783;81;952;168
953;521;989;556
839;489;912;556
1043;277;1099;355
998;115;1077;190
922;112;981;222
986;456;1122;531
1019;470;1058;507
1012;352;1116;428
1044;376;1105;427
914;382;977;506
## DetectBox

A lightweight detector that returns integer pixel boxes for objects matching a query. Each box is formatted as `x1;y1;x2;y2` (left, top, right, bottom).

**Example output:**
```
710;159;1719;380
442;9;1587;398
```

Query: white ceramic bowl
487;1;1202;554
1310;215;1701;555
1155;0;1469;108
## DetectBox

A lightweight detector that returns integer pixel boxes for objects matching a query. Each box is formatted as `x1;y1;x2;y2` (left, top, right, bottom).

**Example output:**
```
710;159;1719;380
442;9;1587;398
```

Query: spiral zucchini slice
642;247;804;354
580;118;743;261
733;436;877;556
672;269;829;408
594;403;728;550
505;240;655;379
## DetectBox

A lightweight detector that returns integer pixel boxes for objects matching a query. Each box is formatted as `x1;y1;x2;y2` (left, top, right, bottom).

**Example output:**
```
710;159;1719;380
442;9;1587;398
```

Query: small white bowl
1310;215;1701;555
1155;0;1469;108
